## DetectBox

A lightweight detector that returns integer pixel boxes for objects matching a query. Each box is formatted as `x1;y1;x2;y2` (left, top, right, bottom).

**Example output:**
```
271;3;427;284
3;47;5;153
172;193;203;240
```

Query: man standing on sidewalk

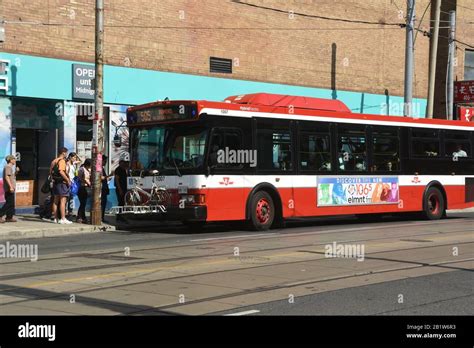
0;155;17;223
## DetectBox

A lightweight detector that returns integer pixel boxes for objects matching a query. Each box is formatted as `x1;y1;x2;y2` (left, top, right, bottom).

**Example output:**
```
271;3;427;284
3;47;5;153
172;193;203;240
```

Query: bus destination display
127;104;197;124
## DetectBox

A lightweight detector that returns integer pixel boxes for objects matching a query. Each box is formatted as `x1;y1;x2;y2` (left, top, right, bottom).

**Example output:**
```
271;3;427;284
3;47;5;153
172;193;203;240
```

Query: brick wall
2;0;471;102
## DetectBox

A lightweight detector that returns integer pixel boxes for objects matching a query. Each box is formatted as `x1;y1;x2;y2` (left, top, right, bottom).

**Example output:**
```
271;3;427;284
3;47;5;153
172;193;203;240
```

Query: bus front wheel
249;191;275;231
423;187;445;220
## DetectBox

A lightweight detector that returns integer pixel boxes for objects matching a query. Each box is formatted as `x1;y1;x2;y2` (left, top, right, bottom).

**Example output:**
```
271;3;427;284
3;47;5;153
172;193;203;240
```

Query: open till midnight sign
73;64;95;100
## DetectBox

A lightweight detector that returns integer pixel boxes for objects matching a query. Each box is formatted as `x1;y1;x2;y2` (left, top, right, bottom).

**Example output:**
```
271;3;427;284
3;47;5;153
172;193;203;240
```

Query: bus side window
299;132;331;172
372;127;400;172
445;131;471;158
337;125;367;172
410;129;440;157
256;119;293;172
209;128;244;169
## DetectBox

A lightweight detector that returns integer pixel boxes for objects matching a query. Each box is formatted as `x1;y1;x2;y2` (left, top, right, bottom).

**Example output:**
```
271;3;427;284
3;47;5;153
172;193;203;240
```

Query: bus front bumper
165;205;207;221
120;205;207;222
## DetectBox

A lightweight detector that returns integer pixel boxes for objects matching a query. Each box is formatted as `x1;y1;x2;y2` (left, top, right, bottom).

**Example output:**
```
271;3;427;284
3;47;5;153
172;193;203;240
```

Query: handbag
41;176;53;194
70;176;80;196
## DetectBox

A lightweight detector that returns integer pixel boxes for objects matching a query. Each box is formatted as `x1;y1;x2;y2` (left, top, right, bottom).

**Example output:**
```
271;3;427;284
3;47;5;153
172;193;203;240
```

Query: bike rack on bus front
109;205;167;215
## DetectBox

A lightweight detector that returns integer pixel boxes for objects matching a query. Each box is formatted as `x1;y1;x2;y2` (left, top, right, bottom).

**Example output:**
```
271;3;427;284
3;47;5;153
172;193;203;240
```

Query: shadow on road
113;212;471;235
0;283;177;316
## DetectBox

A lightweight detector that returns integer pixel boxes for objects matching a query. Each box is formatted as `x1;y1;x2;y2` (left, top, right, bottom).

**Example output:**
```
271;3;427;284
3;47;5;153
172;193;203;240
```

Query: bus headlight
180;194;206;205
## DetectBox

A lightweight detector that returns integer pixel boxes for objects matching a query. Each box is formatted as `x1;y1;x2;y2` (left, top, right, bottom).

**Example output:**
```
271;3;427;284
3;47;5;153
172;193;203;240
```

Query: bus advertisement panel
317;176;399;206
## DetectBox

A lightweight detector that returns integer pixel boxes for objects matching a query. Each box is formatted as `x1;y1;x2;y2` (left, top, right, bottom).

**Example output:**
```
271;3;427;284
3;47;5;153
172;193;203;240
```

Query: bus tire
423;187;445;220
249;191;275;231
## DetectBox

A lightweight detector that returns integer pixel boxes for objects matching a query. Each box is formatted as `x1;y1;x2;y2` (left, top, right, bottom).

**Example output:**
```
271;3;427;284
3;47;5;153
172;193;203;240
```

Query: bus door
206;127;246;221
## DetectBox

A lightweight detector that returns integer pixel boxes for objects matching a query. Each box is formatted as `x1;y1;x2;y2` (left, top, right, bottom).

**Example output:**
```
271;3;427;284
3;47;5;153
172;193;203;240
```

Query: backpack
51;159;65;183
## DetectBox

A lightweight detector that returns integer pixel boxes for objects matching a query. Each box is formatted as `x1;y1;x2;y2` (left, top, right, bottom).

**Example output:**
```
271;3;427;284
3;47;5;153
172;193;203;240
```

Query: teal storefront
0;52;427;208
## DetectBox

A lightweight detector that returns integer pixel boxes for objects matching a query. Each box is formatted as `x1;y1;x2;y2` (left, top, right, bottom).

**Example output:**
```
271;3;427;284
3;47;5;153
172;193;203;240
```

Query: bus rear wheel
423;187;445;220
249;191;275;231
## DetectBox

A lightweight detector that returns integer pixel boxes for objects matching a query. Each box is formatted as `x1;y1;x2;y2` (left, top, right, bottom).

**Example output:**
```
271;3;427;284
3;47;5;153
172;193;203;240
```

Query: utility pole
404;0;416;117
447;10;456;120
426;0;441;119
91;0;104;226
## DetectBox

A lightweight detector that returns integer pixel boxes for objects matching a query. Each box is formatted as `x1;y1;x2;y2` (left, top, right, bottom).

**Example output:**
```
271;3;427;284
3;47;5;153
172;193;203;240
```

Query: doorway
15;128;57;206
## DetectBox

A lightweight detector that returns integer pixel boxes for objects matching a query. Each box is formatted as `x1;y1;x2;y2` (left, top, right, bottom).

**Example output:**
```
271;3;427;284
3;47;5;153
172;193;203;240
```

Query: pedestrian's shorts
53;182;70;196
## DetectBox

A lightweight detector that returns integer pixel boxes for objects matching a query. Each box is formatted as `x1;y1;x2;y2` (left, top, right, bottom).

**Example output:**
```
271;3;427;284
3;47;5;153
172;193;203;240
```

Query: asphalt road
0;212;472;316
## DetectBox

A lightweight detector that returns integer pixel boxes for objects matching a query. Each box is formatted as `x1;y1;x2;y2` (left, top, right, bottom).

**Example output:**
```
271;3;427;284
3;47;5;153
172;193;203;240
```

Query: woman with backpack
77;159;92;224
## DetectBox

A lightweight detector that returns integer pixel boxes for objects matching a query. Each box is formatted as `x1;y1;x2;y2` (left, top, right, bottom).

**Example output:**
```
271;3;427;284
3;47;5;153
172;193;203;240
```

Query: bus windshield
130;125;209;174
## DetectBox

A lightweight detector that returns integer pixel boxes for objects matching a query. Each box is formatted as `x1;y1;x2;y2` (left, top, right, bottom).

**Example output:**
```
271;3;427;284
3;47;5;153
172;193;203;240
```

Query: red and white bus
124;93;474;230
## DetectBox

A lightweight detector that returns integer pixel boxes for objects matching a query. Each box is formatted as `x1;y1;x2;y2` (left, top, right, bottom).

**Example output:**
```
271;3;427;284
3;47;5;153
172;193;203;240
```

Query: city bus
124;92;474;230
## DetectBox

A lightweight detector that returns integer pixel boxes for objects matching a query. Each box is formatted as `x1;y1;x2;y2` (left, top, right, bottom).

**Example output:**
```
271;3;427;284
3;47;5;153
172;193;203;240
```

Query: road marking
190;233;276;242
224;309;260;316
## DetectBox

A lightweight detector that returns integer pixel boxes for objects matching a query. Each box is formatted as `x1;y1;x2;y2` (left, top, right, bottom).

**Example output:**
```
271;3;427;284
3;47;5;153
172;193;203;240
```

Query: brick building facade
0;0;472;207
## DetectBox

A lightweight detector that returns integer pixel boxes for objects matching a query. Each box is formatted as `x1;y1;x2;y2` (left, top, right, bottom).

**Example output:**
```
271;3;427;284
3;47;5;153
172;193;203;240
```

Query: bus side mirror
113;135;122;147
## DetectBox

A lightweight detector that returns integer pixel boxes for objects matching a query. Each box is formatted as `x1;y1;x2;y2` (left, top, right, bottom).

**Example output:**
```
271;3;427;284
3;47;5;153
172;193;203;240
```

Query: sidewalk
0;215;115;240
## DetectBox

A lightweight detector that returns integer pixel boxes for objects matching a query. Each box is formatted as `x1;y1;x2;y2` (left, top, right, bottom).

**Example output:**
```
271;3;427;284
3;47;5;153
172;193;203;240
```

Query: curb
0;224;116;240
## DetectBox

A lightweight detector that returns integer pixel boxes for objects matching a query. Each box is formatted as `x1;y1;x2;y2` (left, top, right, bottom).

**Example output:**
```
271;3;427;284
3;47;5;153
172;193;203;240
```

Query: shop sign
458;107;474;122
0;59;9;93
72;64;95;100
16;181;29;193
454;81;474;103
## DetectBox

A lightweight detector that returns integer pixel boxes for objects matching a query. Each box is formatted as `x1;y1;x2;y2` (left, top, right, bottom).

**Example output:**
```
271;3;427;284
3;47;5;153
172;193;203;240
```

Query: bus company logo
411;176;421;184
219;177;234;186
239;106;259;112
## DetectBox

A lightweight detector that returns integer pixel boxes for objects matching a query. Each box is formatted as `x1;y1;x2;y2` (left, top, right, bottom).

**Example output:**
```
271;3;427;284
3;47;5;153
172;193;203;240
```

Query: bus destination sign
127;104;197;124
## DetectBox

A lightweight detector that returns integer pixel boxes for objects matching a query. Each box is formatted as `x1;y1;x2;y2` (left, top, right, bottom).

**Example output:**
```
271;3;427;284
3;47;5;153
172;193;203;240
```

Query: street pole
91;0;104;226
447;10;456;120
404;0;415;117
426;0;441;119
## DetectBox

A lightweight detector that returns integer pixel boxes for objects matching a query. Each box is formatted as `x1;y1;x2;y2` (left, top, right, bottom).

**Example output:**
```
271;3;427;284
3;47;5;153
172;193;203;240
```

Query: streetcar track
0;228;472;282
0;243;472;309
122;258;474;315
1;220;472;269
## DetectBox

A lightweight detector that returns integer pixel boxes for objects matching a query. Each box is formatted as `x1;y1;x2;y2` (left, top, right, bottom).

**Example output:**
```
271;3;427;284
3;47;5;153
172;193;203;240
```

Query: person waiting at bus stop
50;147;72;224
77;159;92;224
66;152;81;219
101;155;111;223
0;155;17;223
114;158;129;222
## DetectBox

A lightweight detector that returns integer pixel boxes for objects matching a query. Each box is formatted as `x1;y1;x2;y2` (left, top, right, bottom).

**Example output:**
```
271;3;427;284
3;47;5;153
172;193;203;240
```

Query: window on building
465;50;474;80
372;127;400;172
337;125;367;172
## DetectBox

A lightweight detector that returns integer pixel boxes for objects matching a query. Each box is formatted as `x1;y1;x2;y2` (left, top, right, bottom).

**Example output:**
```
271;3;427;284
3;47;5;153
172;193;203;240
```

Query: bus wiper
171;153;182;177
